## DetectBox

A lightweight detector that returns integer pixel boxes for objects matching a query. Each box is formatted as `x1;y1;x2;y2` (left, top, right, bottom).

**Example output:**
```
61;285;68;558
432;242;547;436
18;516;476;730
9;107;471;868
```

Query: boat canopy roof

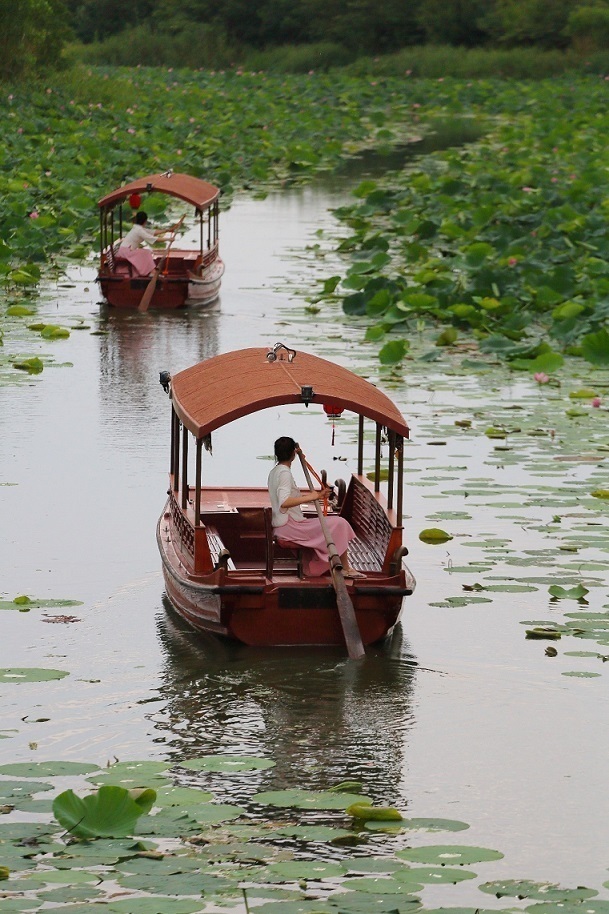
98;173;220;210
170;346;410;439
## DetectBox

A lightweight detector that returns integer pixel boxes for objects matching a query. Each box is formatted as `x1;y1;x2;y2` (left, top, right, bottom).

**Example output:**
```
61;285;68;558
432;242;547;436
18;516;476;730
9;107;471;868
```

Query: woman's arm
281;488;330;509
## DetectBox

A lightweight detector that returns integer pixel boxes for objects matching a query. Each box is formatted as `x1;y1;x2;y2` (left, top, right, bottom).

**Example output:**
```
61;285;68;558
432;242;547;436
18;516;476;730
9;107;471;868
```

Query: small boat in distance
97;171;224;309
157;343;415;656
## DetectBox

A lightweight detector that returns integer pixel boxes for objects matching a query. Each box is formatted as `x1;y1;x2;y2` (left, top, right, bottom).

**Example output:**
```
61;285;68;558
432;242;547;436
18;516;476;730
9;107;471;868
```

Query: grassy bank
74;30;609;79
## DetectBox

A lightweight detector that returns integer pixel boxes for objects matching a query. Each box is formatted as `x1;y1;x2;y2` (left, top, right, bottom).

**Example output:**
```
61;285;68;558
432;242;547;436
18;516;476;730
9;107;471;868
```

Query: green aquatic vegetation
397;845;503;865
177;754;275;773
548;584;590;599
0;667;68;683
419;527;453;544
306;78;609;365
53;785;156;838
0;753;603;914
11;356;43;373
0;595;83;611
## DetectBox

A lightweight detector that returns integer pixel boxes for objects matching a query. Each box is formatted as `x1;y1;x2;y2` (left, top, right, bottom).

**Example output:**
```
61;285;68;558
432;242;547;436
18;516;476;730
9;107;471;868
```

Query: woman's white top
268;463;304;527
121;223;156;249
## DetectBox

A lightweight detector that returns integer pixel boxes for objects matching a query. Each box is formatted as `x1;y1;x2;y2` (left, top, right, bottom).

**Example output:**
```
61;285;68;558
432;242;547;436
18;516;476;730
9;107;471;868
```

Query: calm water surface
1;172;608;907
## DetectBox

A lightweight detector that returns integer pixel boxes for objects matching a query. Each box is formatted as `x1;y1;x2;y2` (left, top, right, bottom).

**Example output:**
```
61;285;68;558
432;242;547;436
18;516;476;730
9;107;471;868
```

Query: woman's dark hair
274;436;297;462
135;211;148;225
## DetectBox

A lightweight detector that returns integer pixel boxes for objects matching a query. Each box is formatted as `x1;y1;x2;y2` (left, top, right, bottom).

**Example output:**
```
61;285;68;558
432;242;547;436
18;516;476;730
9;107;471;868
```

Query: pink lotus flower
508;257;518;266
534;372;549;384
29;211;39;219
592;397;602;408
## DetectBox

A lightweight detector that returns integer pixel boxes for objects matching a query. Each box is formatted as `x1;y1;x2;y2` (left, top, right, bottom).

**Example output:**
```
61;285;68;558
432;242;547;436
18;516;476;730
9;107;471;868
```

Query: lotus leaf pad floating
253;789;370;809
0;667;68;683
396;845;503;865
0;760;98;777
479;880;587;899
419;528;453;544
177;754;275;772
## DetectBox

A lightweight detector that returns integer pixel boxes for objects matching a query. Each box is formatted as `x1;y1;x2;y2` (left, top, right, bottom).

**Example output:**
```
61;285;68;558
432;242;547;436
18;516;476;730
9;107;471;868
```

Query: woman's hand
307;487;331;503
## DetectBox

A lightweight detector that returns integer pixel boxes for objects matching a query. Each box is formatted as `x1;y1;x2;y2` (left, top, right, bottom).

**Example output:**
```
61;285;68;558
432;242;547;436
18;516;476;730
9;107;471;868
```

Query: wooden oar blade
138;269;159;312
335;581;366;660
296;450;365;660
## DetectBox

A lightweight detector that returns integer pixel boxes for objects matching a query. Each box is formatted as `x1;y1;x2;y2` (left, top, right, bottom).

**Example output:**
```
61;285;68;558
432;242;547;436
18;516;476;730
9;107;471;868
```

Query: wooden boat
97;171;224;309
157;343;415;653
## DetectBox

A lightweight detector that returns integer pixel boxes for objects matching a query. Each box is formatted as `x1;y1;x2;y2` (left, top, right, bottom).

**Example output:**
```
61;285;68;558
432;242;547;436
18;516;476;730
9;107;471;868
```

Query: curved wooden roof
170;347;410;439
98;173;220;210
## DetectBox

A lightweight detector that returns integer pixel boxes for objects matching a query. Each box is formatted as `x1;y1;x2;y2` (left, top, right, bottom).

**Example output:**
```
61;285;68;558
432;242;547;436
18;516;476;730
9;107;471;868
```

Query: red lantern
323;402;344;418
323;402;343;446
128;193;142;210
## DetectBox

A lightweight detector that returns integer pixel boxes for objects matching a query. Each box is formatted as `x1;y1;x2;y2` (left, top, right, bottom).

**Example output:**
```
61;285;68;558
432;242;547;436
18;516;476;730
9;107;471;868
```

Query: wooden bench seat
348;534;382;572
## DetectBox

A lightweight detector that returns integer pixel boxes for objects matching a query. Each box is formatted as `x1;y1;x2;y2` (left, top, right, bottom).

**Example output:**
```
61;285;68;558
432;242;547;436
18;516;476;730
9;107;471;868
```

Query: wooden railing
346;477;397;572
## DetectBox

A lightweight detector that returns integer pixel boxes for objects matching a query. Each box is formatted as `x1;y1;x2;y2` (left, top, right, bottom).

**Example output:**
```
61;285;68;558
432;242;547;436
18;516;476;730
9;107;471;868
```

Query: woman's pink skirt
274;515;356;576
116;245;155;277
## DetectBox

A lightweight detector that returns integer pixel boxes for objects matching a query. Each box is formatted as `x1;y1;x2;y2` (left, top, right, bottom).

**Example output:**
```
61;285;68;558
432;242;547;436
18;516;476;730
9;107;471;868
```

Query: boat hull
158;513;415;648
98;254;223;310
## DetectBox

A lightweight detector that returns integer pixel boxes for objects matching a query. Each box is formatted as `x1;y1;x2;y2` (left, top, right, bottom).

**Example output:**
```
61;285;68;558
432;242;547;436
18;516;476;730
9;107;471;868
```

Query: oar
297;450;365;660
138;214;185;313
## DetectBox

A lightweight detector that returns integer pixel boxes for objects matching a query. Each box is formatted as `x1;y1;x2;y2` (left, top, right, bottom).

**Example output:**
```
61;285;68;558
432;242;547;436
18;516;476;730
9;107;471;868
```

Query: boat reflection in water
153;604;418;806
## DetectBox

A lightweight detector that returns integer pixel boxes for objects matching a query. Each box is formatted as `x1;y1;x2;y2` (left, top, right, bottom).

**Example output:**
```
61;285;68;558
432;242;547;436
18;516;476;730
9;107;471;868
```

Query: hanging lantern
323;402;344;419
128;192;142;210
323;402;343;447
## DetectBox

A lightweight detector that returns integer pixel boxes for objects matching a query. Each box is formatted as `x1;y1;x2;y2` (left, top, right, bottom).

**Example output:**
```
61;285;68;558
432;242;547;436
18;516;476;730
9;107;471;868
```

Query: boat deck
188;485;390;576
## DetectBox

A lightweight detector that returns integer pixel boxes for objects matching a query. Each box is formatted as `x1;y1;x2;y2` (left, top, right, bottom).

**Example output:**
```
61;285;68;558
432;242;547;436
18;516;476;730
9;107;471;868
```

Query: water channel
1;138;609;909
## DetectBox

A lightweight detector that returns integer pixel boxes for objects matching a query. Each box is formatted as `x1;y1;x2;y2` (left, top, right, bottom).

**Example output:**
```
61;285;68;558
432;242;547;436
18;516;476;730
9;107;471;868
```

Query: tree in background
483;0;580;48
0;0;71;79
417;0;491;46
566;2;609;52
66;0;154;43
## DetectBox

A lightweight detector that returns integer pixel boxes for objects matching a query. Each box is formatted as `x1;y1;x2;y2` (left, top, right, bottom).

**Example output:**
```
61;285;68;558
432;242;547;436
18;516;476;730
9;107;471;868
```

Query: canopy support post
387;429;395;510
181;425;189;510
172;412;180;494
396;435;404;526
374;423;382;493
194;438;202;527
357;415;364;476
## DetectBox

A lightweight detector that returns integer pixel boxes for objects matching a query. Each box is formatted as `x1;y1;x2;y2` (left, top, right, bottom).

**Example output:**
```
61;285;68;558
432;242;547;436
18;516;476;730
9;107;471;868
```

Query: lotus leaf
0;779;53;797
347;876;419;894
252;789;370;809
177;754;274;772
326;892;421;912
346;803;403;821
548;584;590;599
397;866;476;884
581;329;609;366
396;845;503;865
87;760;170;786
0;667;68;683
561;671;601;677
379;340;408;364
525;629;562;640
267;861;347;880
419;528;453;544
0;760;97;777
52;785;156;838
106;900;207;913
12;357;43;374
480;880;567;898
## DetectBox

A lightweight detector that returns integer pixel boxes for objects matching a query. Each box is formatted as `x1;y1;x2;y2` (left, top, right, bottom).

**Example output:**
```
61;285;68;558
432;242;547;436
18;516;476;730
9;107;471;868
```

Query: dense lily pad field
2;69;609;370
